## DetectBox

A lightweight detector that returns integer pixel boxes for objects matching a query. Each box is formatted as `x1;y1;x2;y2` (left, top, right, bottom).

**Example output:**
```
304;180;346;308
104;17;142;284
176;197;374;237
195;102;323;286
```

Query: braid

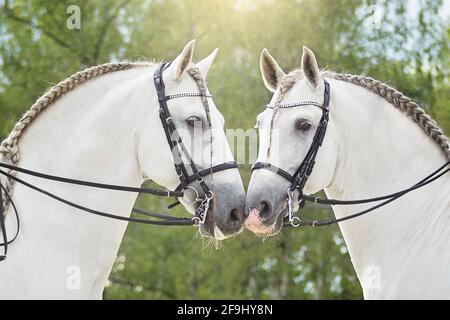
0;62;150;212
328;72;450;160
269;69;450;161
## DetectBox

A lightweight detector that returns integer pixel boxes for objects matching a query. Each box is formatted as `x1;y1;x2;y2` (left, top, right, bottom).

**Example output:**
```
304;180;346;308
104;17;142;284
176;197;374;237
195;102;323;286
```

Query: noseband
0;62;238;261
252;79;450;228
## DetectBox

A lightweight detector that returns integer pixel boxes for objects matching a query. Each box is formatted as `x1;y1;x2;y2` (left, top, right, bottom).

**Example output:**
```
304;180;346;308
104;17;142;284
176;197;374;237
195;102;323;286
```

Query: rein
0;62;238;261
252;79;450;228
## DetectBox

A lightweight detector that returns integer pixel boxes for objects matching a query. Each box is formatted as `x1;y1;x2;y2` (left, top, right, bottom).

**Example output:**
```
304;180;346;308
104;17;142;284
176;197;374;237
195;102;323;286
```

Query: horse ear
301;46;321;89
196;48;219;78
171;39;196;81
260;48;285;92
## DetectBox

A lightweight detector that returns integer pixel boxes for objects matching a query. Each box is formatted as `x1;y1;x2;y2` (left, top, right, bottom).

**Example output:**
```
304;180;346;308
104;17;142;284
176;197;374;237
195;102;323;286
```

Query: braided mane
272;69;450;160
0;61;211;211
0;62;150;210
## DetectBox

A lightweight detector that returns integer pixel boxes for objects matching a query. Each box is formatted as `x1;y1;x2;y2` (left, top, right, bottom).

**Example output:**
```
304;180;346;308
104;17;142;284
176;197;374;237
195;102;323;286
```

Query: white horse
245;46;450;299
0;40;246;299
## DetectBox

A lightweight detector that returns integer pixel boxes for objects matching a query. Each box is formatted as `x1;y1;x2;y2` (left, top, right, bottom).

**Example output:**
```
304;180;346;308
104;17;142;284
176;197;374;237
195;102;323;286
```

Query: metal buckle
183;186;200;205
205;190;214;200
287;189;301;228
290;216;301;227
191;216;201;227
177;171;185;178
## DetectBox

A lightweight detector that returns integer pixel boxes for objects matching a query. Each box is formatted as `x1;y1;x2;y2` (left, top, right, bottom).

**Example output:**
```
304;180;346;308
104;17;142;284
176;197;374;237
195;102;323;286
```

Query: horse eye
186;116;202;127
295;119;312;131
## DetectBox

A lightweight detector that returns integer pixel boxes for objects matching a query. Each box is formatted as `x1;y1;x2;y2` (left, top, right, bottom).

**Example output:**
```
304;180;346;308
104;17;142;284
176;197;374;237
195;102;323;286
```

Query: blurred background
0;0;449;299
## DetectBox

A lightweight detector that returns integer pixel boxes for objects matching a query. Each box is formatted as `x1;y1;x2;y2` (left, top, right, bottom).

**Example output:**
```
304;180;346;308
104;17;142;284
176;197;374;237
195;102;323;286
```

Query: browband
266;101;325;109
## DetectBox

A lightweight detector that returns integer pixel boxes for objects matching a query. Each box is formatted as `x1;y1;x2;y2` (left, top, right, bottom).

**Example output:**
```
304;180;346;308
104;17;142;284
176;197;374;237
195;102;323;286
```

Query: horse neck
1;66;157;298
15;67;153;213
325;79;450;298
18;67;156;182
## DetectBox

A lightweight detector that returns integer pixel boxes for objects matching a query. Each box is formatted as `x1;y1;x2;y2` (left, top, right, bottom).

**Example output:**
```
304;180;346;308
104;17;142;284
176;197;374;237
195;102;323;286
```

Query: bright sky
408;0;450;20
439;0;450;19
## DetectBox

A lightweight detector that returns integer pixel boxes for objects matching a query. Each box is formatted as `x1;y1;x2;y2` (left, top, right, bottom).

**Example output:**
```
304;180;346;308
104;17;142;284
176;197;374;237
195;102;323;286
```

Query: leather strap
0;61;241;261
0;182;21;259
252;78;450;228
0;180;6;261
284;162;450;227
0;162;183;197
0;169;194;226
154;62;214;196
252;80;330;196
175;161;238;191
251;162;294;182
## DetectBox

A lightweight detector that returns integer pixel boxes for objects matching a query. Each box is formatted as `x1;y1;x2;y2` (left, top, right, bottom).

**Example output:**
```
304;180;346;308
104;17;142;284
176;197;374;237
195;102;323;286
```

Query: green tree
0;0;448;300
0;0;130;136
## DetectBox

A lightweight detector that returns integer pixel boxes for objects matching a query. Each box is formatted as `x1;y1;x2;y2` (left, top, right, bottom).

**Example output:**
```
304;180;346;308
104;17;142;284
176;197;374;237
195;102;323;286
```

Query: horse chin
198;222;236;240
263;210;285;236
198;214;214;238
213;225;231;240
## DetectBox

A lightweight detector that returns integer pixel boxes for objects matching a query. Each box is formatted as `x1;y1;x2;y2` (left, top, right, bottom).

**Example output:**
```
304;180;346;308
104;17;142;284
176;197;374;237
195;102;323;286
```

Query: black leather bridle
153;62;238;223
252;79;450;227
0;62;238;261
252;80;330;226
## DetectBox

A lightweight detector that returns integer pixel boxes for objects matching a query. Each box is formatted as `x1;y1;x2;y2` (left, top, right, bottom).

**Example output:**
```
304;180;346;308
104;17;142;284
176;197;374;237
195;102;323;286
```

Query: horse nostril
229;208;242;223
258;201;270;217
